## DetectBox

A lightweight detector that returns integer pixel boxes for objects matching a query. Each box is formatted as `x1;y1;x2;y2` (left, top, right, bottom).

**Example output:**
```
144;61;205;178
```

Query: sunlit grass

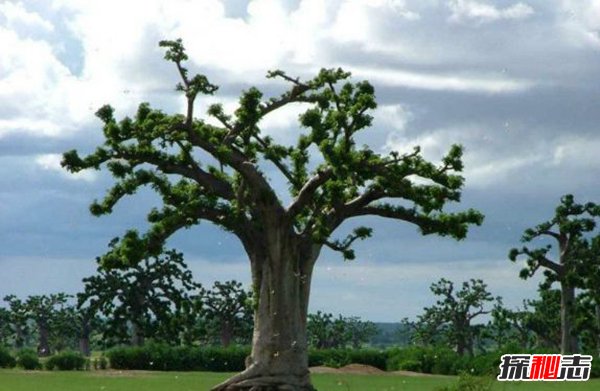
0;369;598;390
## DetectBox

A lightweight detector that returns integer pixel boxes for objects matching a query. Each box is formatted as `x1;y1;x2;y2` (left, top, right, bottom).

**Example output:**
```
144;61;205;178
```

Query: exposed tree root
211;364;315;391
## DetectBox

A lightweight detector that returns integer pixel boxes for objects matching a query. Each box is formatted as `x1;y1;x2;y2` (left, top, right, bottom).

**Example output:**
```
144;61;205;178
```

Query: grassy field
0;370;599;391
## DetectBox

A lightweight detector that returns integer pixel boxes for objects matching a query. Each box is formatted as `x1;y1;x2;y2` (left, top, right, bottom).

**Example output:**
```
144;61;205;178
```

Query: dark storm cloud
2;0;600;319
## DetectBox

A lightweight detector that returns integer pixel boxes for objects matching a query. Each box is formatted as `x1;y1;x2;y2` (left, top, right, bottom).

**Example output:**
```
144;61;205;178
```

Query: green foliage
198;280;253;347
3;295;31;349
509;194;600;284
16;349;41;370
98;355;108;370
307;348;387;369
436;371;493;391
62;39;482;270
199;346;250;372
106;343;250;372
0;308;11;346
411;278;498;356
25;293;72;356
91;356;106;370
485;300;533;350
105;345;389;373
78;249;199;346
523;287;561;350
45;351;87;370
308;311;377;349
387;346;460;374
0;346;16;368
387;346;502;376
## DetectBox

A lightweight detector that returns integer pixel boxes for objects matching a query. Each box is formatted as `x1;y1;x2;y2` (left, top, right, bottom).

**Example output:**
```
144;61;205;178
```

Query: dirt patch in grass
309;366;342;374
338;364;386;375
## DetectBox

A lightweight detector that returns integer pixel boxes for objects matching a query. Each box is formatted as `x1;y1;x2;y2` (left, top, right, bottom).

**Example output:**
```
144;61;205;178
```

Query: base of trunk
211;364;315;391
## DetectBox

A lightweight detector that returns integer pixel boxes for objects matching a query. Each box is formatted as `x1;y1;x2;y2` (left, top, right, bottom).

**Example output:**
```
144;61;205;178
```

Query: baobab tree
413;278;497;356
26;293;70;356
509;194;600;354
3;295;29;349
63;40;483;390
199;280;253;347
78;249;198;346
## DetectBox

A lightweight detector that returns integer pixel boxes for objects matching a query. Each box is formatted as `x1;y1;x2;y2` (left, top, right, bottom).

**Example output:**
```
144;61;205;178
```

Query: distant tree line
0;249;376;356
404;195;600;358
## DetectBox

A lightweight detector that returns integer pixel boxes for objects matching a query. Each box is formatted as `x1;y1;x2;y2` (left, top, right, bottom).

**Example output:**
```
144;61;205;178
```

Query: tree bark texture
560;283;578;354
221;321;232;348
131;322;145;347
595;302;600;357
79;320;92;356
212;227;319;390
79;337;91;357
38;325;51;356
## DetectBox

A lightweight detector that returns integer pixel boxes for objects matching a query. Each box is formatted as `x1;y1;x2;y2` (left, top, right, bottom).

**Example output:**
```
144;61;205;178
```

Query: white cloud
0;27;80;138
331;0;419;45
466;154;544;187
448;0;534;24
348;65;533;93
558;0;600;48
35;153;97;182
552;136;600;167
0;0;544;142
374;104;413;132
384;124;550;189
0;1;54;33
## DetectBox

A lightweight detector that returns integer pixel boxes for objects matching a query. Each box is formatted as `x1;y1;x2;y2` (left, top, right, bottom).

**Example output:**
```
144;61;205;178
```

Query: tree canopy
62;39;484;390
509;194;600;353
78;249;198;346
413;278;497;356
62;39;483;269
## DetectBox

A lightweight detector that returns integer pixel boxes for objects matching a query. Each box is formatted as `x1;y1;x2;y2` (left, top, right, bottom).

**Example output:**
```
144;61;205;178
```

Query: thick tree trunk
560;283;578;354
79;337;91;357
212;231;318;391
15;325;24;349
595;302;600;357
454;318;472;357
131;323;145;347
80;321;92;356
221;322;232;347
38;325;51;356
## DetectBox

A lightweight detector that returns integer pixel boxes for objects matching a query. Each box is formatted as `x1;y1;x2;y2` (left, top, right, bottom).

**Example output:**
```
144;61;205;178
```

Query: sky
1;0;600;322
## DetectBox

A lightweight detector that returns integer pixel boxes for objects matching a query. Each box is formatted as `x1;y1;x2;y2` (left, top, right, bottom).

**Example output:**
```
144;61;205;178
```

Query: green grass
0;370;598;391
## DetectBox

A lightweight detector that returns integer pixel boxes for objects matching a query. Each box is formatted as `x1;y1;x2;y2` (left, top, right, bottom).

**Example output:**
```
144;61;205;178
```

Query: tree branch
287;168;334;216
114;148;234;200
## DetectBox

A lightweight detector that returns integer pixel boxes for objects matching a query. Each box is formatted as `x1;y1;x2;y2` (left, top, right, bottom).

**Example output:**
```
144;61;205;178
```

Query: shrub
107;346;151;370
200;346;249;372
16;349;41;370
99;355;108;370
45;351;87;371
396;359;421;372
436;371;493;391
307;349;387;369
387;346;434;373
308;349;350;368
463;352;500;376
106;343;250;372
347;349;387;370
0;347;16;368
